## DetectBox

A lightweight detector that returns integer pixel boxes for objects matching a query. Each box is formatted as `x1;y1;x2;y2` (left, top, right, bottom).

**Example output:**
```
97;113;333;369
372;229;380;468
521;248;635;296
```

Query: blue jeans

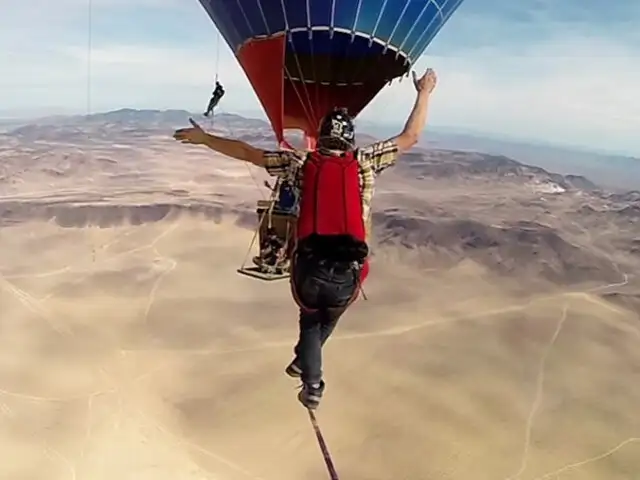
291;254;360;385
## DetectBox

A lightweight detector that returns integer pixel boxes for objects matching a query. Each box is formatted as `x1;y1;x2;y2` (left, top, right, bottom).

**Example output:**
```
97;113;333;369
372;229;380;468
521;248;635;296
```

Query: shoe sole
285;364;302;378
297;390;320;410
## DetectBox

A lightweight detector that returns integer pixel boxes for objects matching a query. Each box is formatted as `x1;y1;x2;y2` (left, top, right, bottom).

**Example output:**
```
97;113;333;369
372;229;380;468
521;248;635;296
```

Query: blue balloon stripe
237;1;265;36
399;1;440;55
354;0;385;36
389;1;428;51
408;0;464;57
288;30;390;58
196;0;464;62
281;0;307;30
331;0;359;31
223;1;253;46
261;0;288;32
309;1;332;27
373;0;410;45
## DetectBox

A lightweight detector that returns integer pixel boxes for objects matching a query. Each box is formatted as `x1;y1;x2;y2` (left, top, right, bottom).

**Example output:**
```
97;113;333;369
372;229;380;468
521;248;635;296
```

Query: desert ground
1;109;639;479
1;217;638;480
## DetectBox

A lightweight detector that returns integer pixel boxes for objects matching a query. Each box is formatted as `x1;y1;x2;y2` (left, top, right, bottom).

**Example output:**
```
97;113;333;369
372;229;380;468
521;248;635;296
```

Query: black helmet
317;107;355;151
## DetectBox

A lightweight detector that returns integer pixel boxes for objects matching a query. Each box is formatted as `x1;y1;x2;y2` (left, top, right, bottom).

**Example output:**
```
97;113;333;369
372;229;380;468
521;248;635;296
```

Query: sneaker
285;359;302;378
297;381;325;410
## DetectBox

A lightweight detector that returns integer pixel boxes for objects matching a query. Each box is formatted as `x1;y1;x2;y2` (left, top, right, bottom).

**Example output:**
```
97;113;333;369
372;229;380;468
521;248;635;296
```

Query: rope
203;30;279;271
207;30;272;267
237;184;279;271
206;31;220;130
307;410;340;480
238;206;268;271
203;37;266;202
86;0;92;118
214;29;220;82
86;0;97;262
205;30;266;202
236;177;297;274
265;177;282;229
360;285;368;301
214;112;266;201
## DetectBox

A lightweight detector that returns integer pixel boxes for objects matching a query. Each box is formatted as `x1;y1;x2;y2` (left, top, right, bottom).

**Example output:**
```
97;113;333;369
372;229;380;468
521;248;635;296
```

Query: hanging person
204;81;225;117
173;68;438;409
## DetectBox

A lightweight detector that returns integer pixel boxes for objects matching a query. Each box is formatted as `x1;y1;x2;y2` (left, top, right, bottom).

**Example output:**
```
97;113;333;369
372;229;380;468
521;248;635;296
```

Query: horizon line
1;106;638;159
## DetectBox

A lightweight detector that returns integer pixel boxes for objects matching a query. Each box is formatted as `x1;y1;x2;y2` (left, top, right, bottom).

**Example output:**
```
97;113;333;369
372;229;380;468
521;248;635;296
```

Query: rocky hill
397;150;599;192
371;211;621;285
2;108;639;292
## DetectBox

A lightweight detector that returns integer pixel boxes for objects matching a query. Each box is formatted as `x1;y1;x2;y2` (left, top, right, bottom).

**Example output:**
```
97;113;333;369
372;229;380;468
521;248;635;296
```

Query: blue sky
1;0;640;156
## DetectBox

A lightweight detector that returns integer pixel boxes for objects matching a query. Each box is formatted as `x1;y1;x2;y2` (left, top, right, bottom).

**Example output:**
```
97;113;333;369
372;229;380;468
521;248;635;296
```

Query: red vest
296;150;366;243
291;150;370;310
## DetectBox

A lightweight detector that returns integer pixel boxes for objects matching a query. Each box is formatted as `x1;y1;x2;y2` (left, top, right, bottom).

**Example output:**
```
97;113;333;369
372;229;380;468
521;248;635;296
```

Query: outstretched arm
392;69;438;154
359;69;438;175
173;119;299;176
201;132;266;166
173;118;266;166
393;91;430;153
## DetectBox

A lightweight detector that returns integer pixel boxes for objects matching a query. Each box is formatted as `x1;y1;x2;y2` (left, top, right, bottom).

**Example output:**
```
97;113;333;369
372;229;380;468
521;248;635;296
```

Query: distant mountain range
364;123;640;192
2;108;639;295
5;108;638;191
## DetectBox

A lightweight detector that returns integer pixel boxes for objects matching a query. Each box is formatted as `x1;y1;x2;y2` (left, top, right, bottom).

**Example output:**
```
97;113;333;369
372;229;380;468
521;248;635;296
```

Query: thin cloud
363;36;640;153
1;0;639;154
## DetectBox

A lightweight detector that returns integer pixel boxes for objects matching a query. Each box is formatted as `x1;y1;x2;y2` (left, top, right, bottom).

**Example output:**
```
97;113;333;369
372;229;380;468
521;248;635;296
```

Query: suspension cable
215;30;221;82
86;0;97;261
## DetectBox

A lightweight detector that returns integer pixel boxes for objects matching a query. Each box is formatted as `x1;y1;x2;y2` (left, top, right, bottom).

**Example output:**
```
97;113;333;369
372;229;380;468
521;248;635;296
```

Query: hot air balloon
196;0;465;149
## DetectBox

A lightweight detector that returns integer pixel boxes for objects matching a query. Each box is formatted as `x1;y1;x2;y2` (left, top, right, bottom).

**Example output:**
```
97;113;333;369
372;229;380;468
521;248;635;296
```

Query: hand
173;118;208;145
412;68;437;95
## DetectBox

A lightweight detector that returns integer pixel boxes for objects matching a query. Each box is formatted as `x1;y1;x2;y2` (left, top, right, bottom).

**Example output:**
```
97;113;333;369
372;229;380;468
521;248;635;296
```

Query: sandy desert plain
0;110;639;479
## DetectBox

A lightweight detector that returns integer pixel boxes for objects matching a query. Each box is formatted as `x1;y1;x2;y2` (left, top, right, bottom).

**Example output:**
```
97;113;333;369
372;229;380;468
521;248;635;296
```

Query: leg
295;308;324;386
289;261;360;409
288;256;322;380
286;261;357;378
319;306;346;346
294;307;329;409
204;95;220;116
316;264;359;346
287;306;345;377
293;306;350;409
291;306;344;380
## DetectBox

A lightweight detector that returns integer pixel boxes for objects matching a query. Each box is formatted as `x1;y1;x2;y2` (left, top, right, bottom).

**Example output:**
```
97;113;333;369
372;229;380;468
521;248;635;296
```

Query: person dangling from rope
203;80;225;117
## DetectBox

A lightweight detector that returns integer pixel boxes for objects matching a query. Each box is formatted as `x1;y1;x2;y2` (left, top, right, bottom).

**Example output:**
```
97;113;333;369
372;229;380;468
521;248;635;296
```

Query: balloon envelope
197;0;465;146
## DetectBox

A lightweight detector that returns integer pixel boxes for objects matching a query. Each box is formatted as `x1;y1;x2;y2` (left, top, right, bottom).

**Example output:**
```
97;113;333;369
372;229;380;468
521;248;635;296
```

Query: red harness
296;150;366;242
290;150;370;311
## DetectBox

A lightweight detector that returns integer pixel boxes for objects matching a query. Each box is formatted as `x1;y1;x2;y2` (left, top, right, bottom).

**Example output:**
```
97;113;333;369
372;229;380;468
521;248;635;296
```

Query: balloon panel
196;0;466;141
198;0;465;63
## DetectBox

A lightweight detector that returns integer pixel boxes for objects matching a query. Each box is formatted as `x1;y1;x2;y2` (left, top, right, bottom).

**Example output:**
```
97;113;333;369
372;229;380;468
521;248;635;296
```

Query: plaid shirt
263;140;399;225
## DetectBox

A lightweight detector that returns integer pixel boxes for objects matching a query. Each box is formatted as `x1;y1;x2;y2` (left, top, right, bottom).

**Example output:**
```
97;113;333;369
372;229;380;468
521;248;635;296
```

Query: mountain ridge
2;108;639;296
